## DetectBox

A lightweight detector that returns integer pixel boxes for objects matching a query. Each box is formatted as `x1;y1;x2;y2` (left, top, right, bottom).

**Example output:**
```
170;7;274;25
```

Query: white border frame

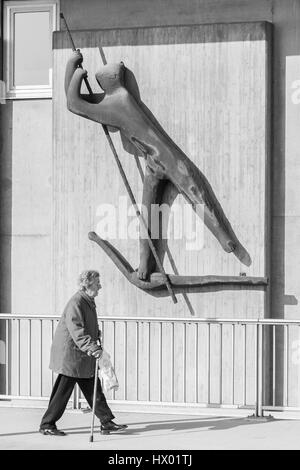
3;0;60;99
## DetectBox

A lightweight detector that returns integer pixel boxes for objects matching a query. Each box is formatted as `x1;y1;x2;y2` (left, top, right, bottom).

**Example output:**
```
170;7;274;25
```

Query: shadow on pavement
0;416;278;438
65;416;277;436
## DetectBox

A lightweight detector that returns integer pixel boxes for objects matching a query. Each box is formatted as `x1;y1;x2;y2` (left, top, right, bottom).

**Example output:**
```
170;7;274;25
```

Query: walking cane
89;356;99;443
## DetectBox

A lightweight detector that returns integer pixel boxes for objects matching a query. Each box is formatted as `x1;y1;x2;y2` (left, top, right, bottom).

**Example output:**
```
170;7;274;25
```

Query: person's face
86;276;102;298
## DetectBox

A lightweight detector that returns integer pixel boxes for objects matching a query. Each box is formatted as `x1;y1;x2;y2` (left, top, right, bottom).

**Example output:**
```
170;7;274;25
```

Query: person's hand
92;349;102;359
70;49;83;67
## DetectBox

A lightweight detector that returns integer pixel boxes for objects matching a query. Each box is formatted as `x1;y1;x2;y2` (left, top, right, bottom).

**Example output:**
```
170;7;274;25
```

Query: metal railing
0;314;300;416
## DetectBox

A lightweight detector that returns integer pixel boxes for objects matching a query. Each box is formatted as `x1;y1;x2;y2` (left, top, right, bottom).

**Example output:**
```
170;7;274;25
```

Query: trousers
40;374;115;429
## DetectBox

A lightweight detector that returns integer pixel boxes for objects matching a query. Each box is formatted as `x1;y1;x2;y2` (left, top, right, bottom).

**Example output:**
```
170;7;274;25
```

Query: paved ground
1;406;300;450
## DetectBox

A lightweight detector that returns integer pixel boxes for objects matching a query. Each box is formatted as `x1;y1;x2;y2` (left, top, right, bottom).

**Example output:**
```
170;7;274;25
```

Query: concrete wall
10;100;52;314
59;0;300;321
0;99;52;315
53;22;270;318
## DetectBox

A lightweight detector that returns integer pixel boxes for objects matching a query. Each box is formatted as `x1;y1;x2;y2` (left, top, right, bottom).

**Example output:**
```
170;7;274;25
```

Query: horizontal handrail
0;313;300;325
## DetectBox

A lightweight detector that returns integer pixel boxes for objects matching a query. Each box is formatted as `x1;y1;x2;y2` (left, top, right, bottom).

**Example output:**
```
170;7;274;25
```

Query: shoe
39;428;66;436
100;421;128;434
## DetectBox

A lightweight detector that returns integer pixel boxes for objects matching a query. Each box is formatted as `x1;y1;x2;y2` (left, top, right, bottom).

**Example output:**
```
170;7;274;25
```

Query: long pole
60;13;177;304
89;357;99;443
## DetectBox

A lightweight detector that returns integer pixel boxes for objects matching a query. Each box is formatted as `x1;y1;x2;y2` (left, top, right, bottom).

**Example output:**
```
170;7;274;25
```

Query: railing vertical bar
124;321;127;400
272;325;276;406
258;323;263;417
171;322;174;403
195;322;199;403
78;383;81;409
207;323;210;404
51;320;54;388
254;323;263;417
254;323;259;416
78;383;82;409
220;323;223;405
101;320;104;345
183;322;186;402
112;321;116;364
96;320;103;398
148;322;151;402
5;319;9;395
28;319;31;397
159;322;162;402
72;385;78;410
72;385;75;410
113;321;116;400
243;324;247;406
18;319;20;396
136;321;139;401
284;325;289;407
40;319;43;397
232;324;235;405
100;320;105;394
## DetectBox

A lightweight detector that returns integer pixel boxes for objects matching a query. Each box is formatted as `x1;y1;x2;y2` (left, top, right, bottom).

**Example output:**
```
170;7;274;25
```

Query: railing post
258;323;263;417
73;385;79;410
254;322;263;418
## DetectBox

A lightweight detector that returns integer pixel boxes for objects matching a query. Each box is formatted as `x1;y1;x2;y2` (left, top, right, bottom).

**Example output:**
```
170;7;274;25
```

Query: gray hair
78;270;100;291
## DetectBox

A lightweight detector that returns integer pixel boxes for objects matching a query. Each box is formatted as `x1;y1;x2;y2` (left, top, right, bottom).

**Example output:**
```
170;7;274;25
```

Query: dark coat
49;290;100;378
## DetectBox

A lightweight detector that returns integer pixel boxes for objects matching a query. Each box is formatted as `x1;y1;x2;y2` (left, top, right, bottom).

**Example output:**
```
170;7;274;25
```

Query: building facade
0;0;300;412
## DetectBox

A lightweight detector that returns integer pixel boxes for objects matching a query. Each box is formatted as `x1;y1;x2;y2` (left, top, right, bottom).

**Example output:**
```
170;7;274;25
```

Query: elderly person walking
39;270;127;436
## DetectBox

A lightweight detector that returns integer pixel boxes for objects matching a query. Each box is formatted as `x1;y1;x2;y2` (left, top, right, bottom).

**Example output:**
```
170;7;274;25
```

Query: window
3;1;59;99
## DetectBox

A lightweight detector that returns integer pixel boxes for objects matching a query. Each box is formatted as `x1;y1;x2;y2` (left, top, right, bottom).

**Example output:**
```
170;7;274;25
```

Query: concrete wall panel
11;100;52;314
53;23;270;318
60;0;273;30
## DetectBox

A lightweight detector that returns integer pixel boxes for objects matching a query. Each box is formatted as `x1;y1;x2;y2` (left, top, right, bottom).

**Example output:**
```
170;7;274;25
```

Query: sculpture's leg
153;180;179;267
138;168;166;280
152;178;242;263
174;162;251;266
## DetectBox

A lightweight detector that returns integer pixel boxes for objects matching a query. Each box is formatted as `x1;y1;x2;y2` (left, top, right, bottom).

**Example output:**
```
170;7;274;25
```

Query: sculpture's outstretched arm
66;68;102;122
64;51;80;97
65;50;103;105
67;67;123;129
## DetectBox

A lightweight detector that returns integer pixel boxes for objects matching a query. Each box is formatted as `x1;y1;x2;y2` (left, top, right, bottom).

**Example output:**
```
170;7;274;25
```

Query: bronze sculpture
65;50;251;282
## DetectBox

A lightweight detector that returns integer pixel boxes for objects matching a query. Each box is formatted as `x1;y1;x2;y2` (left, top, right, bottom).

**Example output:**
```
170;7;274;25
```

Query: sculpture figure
65;50;251;281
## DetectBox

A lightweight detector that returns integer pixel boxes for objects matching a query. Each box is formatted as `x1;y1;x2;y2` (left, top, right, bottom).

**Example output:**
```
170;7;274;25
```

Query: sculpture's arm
67;67;124;129
67;67;102;122
64;50;82;97
65;50;102;104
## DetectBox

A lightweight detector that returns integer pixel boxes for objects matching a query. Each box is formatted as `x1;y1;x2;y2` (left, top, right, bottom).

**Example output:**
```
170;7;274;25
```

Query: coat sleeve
65;302;100;354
